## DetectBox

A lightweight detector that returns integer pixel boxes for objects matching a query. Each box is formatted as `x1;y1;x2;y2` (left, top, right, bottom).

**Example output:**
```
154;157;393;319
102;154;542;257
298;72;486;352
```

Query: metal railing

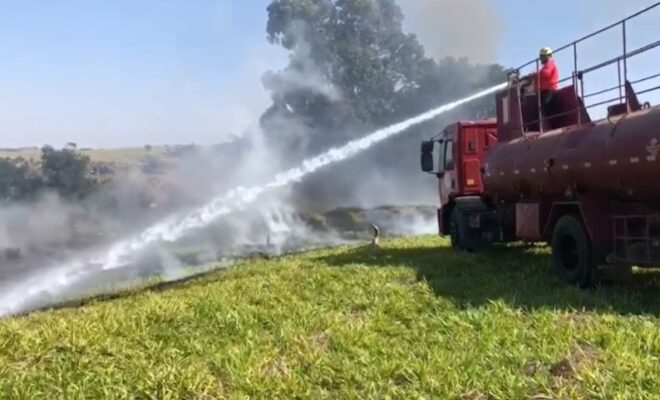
613;215;660;266
515;1;660;133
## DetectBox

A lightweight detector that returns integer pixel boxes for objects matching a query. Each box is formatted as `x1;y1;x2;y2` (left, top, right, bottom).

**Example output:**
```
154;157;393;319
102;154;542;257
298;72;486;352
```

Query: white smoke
0;0;511;317
364;206;437;237
399;0;504;64
0;15;354;316
0;82;505;317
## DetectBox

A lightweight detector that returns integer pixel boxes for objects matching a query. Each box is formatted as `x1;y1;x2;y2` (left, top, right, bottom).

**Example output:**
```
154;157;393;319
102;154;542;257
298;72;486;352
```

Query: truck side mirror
420;141;434;172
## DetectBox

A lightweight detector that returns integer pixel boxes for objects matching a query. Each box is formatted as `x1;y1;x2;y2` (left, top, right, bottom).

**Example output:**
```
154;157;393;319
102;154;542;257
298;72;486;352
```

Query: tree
0;157;42;202
0;147;99;203
261;0;504;158
260;0;507;209
40;145;96;199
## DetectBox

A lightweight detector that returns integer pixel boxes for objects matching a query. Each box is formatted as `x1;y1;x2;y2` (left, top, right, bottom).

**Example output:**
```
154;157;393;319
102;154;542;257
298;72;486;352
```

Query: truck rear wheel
551;214;595;287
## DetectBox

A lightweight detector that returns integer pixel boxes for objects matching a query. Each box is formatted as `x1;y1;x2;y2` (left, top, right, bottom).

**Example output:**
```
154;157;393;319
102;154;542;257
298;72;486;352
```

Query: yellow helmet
540;47;553;57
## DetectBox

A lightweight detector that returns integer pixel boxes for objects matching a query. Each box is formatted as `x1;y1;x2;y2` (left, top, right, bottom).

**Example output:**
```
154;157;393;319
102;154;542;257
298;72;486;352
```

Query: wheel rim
558;234;579;271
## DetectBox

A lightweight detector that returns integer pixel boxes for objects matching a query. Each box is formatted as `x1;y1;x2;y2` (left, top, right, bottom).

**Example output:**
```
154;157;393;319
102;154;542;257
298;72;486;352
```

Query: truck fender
543;198;611;248
543;202;580;243
451;196;491;251
543;197;611;285
439;197;485;236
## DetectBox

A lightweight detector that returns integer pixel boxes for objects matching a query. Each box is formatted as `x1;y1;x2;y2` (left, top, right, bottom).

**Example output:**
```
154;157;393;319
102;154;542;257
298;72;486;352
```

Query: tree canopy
0;145;97;203
260;0;506;209
260;0;505;159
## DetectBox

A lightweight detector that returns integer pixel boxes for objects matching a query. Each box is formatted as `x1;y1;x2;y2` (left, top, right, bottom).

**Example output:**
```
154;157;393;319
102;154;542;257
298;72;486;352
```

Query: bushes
0;157;42;202
0;144;98;203
40;144;96;199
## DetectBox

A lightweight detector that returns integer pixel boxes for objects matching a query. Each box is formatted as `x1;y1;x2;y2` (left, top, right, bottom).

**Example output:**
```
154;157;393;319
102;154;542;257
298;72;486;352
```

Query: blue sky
0;0;658;148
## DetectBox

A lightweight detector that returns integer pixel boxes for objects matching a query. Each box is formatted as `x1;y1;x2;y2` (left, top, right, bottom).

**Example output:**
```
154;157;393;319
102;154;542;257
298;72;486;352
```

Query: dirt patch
261;355;290;379
521;343;603;397
523;361;541;377
550;342;601;378
311;332;330;351
345;310;367;328
573;343;601;364
549;358;575;379
549;342;603;392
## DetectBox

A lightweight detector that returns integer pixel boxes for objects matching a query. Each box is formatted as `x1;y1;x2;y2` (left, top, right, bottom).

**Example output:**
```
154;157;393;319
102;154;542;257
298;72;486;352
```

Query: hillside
1;236;659;399
0;146;165;165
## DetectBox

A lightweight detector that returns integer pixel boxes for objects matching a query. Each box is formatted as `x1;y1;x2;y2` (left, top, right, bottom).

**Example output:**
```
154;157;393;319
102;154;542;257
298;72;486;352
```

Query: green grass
1;236;659;399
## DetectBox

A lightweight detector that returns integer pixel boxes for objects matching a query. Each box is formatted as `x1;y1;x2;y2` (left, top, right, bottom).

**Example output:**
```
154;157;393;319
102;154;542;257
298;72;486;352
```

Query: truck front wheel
449;208;472;252
551;214;595;287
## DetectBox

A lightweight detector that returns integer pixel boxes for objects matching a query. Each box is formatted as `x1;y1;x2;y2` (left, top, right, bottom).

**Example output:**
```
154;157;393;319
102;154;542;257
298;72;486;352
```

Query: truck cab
421;120;499;246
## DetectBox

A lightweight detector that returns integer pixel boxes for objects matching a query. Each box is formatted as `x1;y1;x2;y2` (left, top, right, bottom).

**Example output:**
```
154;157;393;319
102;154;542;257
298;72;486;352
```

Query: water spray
0;82;506;317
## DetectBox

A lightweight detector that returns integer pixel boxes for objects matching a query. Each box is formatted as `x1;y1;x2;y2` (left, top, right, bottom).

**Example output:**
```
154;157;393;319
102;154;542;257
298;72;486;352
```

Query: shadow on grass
315;243;660;316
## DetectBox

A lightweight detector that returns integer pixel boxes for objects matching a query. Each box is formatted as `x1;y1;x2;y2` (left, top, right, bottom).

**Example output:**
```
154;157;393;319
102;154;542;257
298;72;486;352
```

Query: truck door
461;126;495;194
462;127;482;194
439;135;456;207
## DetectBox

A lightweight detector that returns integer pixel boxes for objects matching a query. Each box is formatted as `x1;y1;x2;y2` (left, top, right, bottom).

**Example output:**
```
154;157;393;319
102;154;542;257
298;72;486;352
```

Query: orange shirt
538;59;559;91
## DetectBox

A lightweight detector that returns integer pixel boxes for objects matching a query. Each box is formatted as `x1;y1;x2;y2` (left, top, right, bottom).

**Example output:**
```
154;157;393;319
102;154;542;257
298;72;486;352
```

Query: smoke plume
398;0;504;64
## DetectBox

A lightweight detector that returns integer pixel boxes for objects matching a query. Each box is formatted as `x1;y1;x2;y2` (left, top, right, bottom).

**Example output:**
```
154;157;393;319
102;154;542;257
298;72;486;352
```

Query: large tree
260;0;506;209
261;0;434;153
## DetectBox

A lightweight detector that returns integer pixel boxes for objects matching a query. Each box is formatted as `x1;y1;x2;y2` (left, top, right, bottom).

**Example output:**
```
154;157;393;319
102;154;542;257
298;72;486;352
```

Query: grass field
0;236;659;399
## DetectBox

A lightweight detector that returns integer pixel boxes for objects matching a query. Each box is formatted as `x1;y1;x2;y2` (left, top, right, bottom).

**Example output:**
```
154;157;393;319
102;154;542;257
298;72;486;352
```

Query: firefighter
537;47;559;122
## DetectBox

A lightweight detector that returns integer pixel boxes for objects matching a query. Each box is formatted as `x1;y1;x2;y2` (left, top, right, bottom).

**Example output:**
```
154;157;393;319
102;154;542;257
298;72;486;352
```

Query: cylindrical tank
483;106;660;204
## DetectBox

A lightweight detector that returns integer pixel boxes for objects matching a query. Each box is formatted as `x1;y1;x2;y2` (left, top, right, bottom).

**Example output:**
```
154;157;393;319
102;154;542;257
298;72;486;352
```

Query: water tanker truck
420;4;660;286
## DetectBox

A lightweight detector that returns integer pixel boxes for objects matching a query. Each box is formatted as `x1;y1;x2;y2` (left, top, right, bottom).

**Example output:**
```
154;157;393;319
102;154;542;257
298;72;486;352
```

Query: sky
0;0;659;148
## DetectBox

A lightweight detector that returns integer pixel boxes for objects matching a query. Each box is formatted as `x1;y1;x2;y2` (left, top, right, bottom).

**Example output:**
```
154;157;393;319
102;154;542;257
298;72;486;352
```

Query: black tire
551;214;595;287
449;208;461;249
449;208;472;252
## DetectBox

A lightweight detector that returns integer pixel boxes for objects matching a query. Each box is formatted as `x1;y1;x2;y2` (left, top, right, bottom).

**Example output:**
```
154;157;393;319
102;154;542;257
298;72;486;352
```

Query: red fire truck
421;3;660;286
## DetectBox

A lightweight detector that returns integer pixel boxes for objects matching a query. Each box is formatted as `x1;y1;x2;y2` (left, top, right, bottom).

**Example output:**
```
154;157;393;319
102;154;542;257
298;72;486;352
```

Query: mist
398;0;504;64
0;134;349;313
0;0;511;315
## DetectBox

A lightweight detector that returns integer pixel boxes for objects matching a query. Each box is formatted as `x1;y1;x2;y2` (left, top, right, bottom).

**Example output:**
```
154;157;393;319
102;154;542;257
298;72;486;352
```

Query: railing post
622;20;628;111
536;58;542;133
580;71;585;111
617;59;623;103
573;72;581;125
573;43;581;125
